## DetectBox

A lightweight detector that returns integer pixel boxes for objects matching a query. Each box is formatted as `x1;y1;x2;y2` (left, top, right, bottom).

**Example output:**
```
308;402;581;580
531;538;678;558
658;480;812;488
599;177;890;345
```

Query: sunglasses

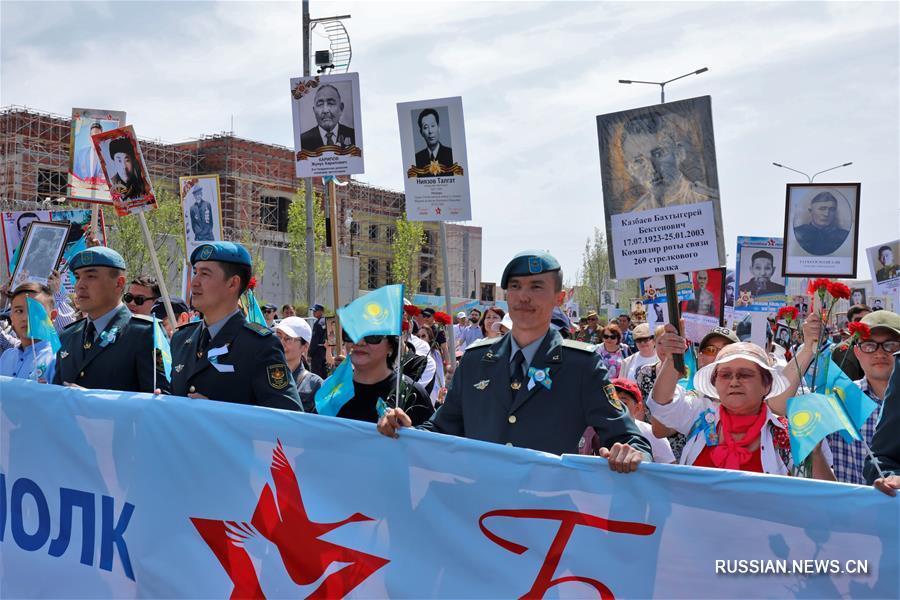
700;345;723;356
123;293;157;306
858;340;900;354
602;334;619;340
635;337;652;344
341;332;387;345
263;309;277;314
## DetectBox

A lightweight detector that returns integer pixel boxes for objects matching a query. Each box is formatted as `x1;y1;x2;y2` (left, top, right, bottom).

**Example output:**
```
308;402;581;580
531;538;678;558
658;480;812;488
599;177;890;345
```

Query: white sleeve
637;420;676;464
418;354;436;387
645;384;711;435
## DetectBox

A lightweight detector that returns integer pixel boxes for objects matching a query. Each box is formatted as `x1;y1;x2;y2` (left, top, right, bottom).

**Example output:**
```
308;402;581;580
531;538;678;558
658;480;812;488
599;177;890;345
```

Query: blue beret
68;247;127;271
500;250;561;289
190;242;252;267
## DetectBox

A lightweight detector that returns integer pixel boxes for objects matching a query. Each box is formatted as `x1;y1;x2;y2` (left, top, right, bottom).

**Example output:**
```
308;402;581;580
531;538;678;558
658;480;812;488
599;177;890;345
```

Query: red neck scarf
710;402;768;470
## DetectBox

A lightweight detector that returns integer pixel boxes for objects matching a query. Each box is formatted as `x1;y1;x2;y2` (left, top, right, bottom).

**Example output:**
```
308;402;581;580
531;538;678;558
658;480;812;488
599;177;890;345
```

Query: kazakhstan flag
152;316;173;379
787;393;860;463
678;346;698;391
26;296;61;353
244;289;268;327
806;352;877;435
315;357;355;417
337;284;404;343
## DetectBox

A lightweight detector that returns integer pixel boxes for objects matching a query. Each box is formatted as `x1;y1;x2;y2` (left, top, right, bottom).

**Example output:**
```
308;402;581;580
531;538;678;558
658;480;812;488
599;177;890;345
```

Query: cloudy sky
2;1;898;285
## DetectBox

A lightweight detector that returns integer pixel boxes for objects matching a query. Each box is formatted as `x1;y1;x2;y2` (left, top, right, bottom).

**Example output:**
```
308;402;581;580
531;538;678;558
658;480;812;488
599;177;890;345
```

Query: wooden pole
439;222;457;370
328;178;342;346
137;212;177;326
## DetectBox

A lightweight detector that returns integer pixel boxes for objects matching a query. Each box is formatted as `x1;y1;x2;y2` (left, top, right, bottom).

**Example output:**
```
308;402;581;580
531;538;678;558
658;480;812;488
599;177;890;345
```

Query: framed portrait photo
91;125;157;217
179;175;224;257
866;239;900;293
67;107;125;204
9;221;70;290
782;183;861;278
290;72;364;178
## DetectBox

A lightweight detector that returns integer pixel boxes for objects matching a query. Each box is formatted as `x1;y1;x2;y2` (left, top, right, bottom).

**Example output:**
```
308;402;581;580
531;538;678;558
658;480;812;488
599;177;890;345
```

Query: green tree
104;186;186;283
577;227;610;314
391;215;425;299
286;182;329;303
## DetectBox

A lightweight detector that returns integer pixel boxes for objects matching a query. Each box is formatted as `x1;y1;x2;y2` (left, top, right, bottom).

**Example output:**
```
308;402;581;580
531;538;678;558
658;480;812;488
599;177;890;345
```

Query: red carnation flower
247;276;257;290
434;311;452;325
847;321;871;341
402;319;410;332
403;304;422;317
776;306;799;324
826;281;851;300
806;278;831;297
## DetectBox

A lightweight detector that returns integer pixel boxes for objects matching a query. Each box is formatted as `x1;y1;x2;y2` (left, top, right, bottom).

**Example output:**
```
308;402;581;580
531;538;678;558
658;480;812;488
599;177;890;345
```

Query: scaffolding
0;105;202;212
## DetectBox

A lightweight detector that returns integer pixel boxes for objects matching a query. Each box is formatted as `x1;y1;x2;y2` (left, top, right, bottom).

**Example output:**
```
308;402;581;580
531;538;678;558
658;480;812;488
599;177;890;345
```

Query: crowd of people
3;237;900;496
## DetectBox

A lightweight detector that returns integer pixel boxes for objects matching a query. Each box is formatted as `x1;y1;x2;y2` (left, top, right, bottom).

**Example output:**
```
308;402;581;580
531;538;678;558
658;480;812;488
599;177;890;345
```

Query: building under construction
0;105;483;306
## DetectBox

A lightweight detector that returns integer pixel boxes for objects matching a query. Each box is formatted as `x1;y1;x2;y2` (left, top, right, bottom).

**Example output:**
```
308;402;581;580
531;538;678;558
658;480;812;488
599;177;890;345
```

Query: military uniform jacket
422;329;652;457
53;305;170;393
170;313;302;411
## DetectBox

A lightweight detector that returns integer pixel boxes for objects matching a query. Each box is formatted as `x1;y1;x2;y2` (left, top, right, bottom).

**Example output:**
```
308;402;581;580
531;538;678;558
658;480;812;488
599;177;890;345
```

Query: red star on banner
191;440;388;598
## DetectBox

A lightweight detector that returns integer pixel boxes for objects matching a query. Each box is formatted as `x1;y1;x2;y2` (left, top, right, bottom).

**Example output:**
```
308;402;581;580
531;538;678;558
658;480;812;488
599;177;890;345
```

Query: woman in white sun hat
647;342;834;479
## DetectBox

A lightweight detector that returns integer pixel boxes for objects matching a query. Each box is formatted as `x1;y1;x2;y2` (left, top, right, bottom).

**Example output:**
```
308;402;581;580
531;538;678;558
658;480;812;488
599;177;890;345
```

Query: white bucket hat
693;342;789;400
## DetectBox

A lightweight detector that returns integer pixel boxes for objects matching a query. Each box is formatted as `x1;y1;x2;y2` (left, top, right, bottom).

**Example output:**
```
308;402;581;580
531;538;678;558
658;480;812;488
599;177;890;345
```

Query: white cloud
1;0;897;285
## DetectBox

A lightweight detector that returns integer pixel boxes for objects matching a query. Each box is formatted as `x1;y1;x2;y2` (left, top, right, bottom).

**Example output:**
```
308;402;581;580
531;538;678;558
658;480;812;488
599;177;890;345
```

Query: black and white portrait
10;221;70;288
783;183;860;278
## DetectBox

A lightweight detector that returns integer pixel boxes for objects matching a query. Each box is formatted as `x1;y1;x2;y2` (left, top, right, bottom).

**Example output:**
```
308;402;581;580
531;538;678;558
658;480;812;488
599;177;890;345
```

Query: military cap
191;186;204;196
311;304;325;312
262;303;277;311
500;250;561;289
68;247;127;271
421;307;436;317
108;137;134;158
150;297;190;320
190;241;252;267
861;310;900;337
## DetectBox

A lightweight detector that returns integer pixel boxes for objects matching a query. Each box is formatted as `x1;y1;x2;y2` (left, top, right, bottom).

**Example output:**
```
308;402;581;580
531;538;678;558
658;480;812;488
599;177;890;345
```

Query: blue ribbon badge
98;327;119;348
527;367;552;391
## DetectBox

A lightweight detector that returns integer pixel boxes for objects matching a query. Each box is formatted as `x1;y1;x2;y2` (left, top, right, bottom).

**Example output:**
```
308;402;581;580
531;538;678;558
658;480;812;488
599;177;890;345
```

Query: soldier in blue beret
169;242;302;411
378;250;651;471
53;247;171;393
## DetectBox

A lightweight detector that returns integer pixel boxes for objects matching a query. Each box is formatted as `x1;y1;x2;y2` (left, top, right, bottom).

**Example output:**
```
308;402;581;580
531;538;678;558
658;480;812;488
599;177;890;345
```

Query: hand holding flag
315;357;355;417
337;284;404;343
26;296;61;353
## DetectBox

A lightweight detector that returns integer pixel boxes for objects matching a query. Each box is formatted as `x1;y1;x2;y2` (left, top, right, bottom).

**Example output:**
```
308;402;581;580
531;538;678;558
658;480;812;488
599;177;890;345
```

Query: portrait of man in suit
414;108;453;172
72;122;105;183
738;250;785;295
299;84;356;152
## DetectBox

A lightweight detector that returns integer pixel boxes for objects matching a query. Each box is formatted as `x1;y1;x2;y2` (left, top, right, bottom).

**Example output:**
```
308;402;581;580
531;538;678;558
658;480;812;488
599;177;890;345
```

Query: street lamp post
616;66;709;375
772;161;853;182
618;67;708;104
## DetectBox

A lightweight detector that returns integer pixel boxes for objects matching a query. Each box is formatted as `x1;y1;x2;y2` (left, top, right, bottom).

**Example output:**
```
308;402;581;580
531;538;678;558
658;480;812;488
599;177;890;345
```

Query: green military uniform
52;247;170;393
420;250;651;457
170;241;301;411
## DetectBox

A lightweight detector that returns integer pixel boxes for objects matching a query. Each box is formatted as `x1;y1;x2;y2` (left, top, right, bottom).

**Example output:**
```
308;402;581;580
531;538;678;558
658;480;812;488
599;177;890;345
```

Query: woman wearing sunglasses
596;323;629;379
337;332;434;426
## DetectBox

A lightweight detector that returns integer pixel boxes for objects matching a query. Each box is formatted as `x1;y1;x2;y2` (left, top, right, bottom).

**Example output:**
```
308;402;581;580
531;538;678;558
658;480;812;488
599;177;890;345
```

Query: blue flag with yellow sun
677;346;698;391
314;356;355;417
26;296;61;353
787;393;860;464
805;352;877;436
152;316;172;380
337;284;404;343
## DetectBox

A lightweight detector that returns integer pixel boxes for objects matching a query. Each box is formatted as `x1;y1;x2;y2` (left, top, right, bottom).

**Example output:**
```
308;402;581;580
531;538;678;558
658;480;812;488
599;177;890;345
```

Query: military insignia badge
198;245;214;260
473;379;490;390
604;384;624;411
82;252;94;265
175;364;184;373
528;257;542;273
267;364;289;389
59;351;69;359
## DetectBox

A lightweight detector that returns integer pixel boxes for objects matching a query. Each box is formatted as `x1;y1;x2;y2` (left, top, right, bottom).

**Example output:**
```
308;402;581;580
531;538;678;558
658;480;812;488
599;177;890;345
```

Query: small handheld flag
678;346;698;391
314;357;355;417
337;284;404;343
805;352;877;434
245;289;268;327
26;296;61;353
787;393;860;464
152;316;172;380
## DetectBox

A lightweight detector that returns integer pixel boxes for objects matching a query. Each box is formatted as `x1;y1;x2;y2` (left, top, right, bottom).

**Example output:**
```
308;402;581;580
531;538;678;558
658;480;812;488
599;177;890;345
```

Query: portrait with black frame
9;221;70;289
782;183;861;278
